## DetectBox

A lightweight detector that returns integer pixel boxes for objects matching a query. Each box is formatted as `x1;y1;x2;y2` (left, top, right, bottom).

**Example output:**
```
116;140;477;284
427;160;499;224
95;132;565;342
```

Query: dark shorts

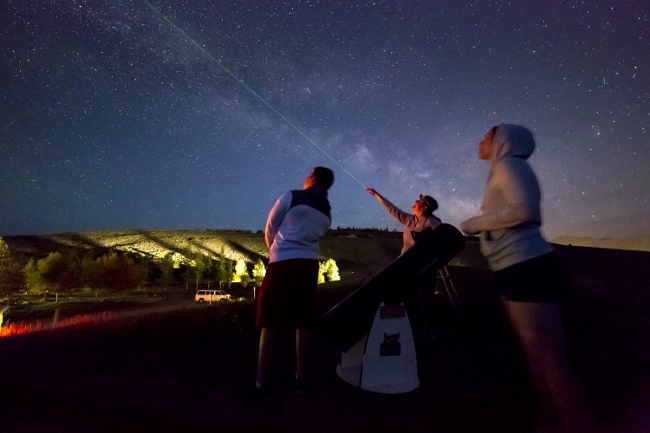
495;252;571;302
255;259;319;331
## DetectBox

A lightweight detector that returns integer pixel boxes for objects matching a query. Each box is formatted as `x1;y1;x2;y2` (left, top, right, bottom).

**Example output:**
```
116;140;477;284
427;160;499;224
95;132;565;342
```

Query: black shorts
495;252;571;302
255;259;319;331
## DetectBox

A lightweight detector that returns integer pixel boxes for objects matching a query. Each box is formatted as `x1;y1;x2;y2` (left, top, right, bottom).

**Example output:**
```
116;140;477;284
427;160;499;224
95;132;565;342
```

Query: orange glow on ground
0;311;115;338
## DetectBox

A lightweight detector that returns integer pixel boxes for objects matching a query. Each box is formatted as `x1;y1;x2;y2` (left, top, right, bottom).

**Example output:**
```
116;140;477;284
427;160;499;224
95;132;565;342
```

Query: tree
203;256;216;288
39;252;80;291
318;262;326;284
324;258;340;282
0;237;25;297
216;252;234;288
190;251;209;290
92;251;140;293
136;258;154;290
318;258;340;284
181;248;192;290
24;258;46;292
0;238;8;257
232;259;250;284
252;259;266;285
81;252;102;290
158;253;175;289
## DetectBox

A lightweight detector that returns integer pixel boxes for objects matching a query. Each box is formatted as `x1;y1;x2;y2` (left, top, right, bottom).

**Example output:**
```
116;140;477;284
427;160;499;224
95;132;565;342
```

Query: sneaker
241;383;273;400
292;377;313;394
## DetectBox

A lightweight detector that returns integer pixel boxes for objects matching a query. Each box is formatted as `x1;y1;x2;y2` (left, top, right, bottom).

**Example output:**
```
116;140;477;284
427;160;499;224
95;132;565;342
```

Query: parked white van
195;289;231;303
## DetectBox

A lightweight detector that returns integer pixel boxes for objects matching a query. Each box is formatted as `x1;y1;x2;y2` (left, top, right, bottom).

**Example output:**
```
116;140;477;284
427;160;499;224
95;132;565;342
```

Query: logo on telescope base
380;332;401;356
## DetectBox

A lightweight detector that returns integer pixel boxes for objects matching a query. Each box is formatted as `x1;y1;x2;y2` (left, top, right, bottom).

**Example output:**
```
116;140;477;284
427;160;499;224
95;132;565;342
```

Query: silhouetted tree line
203;229;253;234
23;250;146;296
326;227;402;238
204;227;398;235
332;227;400;233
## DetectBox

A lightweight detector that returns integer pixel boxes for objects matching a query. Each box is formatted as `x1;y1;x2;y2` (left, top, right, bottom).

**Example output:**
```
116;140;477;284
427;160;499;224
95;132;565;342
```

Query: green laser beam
139;0;366;188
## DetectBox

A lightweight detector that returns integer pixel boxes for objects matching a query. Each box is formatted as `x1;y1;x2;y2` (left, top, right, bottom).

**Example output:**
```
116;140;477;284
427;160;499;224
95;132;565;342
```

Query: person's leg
503;300;596;433
293;328;314;394
295;328;312;379
292;259;319;381
257;327;279;387
254;261;285;389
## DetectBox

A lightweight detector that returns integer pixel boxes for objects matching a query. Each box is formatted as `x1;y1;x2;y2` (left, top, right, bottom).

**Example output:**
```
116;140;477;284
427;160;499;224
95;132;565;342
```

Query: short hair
312;167;334;190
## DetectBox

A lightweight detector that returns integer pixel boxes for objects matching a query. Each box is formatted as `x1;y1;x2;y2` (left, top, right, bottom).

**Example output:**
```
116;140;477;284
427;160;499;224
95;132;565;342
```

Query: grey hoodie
460;124;553;271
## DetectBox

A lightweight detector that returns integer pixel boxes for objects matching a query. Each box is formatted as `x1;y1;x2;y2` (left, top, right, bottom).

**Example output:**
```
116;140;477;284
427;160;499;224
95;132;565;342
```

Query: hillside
552;234;650;252
2;229;488;274
5;229;647;304
10;229;649;284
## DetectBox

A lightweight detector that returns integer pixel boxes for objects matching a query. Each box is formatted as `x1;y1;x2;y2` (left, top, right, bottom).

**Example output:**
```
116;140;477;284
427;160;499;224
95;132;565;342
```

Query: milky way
1;0;649;239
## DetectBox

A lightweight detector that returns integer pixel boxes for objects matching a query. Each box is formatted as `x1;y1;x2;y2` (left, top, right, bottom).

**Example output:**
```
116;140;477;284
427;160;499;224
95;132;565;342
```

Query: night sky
2;1;649;239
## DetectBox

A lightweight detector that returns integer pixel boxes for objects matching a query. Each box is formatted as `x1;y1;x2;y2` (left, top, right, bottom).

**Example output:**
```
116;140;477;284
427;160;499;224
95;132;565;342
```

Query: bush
318;258;340;284
82;251;140;292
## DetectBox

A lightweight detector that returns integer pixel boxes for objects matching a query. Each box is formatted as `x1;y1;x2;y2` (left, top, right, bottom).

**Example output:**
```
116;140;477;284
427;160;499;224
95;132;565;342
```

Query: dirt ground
0;255;648;433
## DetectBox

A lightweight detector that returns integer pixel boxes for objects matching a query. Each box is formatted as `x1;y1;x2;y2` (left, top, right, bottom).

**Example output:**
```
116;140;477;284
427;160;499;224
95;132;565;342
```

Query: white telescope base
336;303;419;394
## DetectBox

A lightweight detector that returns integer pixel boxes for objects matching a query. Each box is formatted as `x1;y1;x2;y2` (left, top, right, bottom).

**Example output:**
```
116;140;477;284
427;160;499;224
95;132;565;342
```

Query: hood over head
489;124;535;166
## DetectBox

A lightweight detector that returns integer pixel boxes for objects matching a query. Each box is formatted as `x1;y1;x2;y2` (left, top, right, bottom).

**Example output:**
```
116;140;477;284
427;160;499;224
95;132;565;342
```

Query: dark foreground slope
0;242;648;433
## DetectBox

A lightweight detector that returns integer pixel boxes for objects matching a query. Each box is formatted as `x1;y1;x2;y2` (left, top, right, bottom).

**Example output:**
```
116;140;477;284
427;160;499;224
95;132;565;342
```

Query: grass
1;235;649;432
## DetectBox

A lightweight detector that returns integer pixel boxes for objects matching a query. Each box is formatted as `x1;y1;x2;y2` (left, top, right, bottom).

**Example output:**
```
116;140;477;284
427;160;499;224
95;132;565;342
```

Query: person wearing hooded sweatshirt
461;125;596;433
